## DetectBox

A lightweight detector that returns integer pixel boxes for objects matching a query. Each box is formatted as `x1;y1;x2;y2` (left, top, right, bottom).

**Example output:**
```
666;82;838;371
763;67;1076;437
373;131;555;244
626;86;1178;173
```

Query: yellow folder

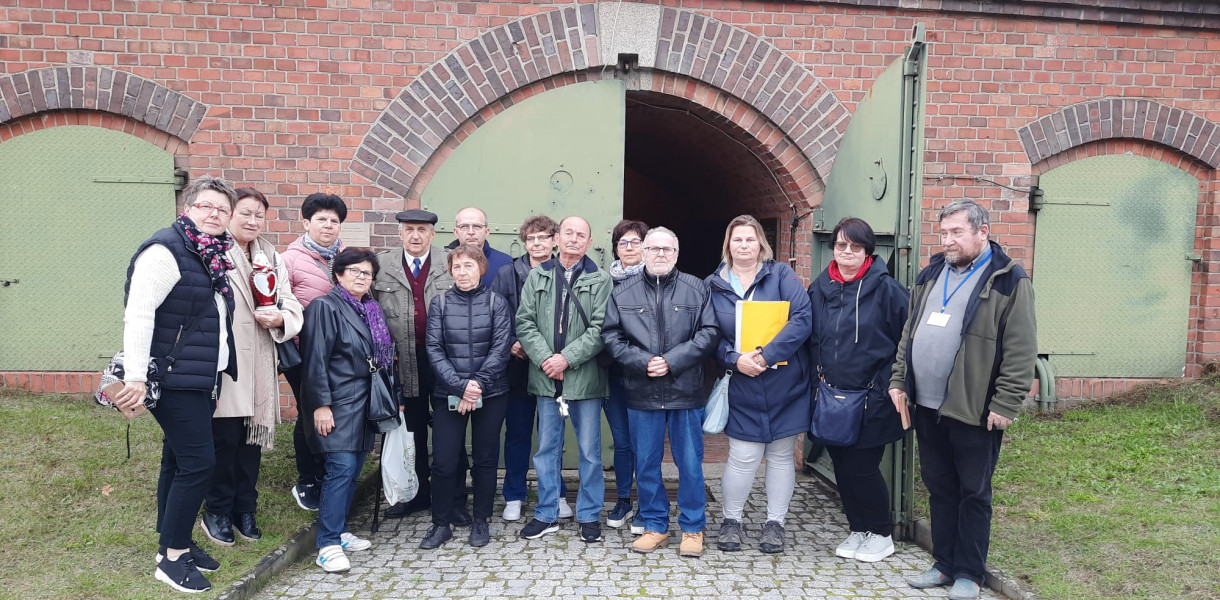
735;300;790;366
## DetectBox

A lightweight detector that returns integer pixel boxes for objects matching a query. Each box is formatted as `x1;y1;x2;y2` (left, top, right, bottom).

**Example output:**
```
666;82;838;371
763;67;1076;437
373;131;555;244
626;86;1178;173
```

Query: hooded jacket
602;267;719;410
515;255;612;400
706;260;813;443
807;256;909;448
890;241;1038;426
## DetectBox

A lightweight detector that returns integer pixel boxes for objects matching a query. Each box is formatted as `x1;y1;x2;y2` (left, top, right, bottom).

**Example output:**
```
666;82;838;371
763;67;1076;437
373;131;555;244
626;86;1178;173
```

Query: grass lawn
915;376;1220;600
0;387;319;600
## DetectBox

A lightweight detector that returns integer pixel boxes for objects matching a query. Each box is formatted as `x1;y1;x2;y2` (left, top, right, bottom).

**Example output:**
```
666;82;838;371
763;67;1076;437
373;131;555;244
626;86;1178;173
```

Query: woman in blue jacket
706;215;813;554
807;218;909;563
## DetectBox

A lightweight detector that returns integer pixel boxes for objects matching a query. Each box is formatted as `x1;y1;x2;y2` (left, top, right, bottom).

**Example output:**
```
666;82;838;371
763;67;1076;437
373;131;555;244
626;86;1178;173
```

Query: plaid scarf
176;215;235;305
336;285;395;370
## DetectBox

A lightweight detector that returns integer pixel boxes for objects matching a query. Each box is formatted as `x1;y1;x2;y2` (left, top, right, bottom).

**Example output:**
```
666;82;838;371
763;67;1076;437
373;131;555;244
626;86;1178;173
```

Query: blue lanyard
941;249;991;313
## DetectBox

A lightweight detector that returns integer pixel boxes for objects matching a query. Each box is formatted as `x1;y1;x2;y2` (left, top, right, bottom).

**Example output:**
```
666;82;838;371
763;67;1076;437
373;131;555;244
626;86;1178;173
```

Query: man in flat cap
374;209;468;521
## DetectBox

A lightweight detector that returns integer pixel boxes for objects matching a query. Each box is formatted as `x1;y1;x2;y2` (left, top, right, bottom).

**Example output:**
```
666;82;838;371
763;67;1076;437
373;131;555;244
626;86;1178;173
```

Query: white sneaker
558;499;573;519
316;545;350;573
503;500;522;522
853;533;895;562
835;531;866;559
340;532;372;552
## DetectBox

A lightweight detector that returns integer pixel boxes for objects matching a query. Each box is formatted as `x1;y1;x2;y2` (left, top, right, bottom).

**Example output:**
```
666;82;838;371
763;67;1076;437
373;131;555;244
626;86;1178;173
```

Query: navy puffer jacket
807;256;909;448
426;285;512;400
706;260;813;444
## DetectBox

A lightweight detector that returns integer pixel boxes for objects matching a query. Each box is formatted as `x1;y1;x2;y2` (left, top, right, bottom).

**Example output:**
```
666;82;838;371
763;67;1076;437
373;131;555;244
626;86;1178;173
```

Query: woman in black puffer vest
420;245;512;550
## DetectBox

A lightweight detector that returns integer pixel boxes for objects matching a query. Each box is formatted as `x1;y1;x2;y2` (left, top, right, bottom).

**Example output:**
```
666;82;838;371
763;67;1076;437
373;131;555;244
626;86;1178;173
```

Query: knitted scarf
301;232;341;266
177;215;235;305
609;260;644;282
336;285;395;370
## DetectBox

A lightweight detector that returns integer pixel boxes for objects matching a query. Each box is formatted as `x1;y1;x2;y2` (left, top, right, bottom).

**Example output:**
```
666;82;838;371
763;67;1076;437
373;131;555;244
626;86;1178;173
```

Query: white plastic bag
702;371;732;434
381;419;418;506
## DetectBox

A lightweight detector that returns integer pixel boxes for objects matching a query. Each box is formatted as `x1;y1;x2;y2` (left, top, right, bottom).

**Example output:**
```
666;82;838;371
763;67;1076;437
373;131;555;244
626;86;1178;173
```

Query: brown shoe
679;532;704;558
631;531;670;553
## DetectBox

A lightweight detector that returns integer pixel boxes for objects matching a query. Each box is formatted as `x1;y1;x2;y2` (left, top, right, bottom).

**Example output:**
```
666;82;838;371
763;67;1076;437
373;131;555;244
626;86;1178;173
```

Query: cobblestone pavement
253;471;1000;600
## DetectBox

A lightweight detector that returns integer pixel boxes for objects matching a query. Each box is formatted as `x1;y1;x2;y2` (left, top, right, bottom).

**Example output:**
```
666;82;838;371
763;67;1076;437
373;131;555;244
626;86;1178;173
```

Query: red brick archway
353;6;848;203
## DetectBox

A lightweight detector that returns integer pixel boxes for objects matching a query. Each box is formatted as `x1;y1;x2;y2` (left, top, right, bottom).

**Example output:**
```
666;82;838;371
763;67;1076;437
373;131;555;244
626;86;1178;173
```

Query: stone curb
215;473;382;600
910;517;1039;600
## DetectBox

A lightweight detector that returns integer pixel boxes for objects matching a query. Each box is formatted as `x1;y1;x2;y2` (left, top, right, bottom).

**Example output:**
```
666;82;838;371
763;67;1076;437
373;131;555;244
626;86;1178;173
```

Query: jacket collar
642;266;679;288
327;287;374;347
540;255;600;276
383;245;446;288
918;240;1015;287
710;259;775;293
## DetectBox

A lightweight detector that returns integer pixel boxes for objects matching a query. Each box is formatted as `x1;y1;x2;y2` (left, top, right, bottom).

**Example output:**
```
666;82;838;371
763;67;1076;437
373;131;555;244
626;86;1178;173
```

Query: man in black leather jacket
601;227;719;558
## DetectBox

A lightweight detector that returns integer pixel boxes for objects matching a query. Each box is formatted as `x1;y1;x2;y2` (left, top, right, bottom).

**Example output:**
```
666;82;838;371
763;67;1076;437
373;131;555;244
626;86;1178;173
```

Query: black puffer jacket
426;285;512;400
491;255;534;396
299;288;378;454
602;268;719;410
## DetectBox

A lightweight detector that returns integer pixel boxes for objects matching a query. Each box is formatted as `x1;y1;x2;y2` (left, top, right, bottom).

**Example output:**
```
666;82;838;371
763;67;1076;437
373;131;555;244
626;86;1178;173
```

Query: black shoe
200;513;235;546
759;520;785;554
469;519;490;547
579;521;602;543
519;518;559;540
188;540;220;572
419;524;452;549
292;483;320;511
232;512;262;541
716;518;743;552
154;554;212;593
385;496;431;519
451;506;473;527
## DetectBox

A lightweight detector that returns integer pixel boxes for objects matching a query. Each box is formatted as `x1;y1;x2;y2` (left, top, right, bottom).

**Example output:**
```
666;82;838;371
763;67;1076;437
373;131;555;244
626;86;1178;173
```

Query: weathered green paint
422;80;626;468
422;79;626;267
807;27;926;538
0;126;175;370
1035;154;1197;377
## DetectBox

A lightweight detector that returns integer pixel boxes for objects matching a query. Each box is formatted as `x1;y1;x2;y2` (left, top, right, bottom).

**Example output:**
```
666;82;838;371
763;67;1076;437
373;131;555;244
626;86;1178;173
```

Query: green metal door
0;126;176;371
1034;155;1198;377
421;80;627;470
806;25;927;538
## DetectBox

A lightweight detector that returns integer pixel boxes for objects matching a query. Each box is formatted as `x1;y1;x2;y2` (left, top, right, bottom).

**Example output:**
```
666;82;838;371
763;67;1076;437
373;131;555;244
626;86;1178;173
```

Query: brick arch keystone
0;66;208;143
353;5;849;198
1018;99;1220;170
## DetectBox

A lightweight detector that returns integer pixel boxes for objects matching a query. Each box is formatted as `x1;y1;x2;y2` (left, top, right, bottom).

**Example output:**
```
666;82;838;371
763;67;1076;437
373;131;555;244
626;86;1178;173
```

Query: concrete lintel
597;2;661;69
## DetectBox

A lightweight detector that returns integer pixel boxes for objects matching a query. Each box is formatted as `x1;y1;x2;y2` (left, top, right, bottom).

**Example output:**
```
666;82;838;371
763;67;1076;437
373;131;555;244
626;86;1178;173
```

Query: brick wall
2;0;1219;397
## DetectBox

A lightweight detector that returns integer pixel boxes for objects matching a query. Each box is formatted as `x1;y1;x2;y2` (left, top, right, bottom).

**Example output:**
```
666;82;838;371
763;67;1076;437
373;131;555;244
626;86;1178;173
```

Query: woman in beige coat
200;188;304;545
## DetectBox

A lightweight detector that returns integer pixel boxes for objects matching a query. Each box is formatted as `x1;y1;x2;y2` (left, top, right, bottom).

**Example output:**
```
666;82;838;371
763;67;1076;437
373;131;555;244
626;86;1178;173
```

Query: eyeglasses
644;246;678;256
524;234;553;244
455;223;486;232
617;239;643;249
344;267;374;279
834;242;865;253
191;202;231;217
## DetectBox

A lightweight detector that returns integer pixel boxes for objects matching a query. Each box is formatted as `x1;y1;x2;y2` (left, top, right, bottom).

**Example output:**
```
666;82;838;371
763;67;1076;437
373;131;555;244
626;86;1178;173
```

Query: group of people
116;175;1035;600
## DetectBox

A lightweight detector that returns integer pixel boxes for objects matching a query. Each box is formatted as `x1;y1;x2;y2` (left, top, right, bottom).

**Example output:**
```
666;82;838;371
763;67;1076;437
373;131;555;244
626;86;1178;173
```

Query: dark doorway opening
622;91;794;279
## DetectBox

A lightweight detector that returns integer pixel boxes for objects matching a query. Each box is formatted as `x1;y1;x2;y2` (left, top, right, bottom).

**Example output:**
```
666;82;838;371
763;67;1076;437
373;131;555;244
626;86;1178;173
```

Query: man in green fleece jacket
888;200;1037;600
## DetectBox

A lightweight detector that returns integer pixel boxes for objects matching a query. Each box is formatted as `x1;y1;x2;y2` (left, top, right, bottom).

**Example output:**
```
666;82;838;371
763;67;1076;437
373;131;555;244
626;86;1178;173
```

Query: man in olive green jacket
515;216;612;543
889;200;1037;600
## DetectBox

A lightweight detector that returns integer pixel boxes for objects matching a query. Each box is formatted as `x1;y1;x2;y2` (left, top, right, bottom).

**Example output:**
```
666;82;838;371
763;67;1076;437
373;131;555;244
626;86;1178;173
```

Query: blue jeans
534;396;604;524
501;393;536;502
316;451;368;549
629;407;706;533
604;377;635;501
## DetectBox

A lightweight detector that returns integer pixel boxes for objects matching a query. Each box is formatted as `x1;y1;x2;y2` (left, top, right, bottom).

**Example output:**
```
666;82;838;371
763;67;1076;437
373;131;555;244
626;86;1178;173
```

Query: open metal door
806;25;927;539
419;79;627;470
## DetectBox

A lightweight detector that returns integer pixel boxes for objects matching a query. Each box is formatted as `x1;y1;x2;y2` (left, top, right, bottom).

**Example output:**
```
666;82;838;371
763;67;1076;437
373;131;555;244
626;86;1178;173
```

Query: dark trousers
149;388;216;550
204;417;262;515
283;363;326;486
429;395;508;525
403;346;468;505
915;405;1004;585
826;444;893;537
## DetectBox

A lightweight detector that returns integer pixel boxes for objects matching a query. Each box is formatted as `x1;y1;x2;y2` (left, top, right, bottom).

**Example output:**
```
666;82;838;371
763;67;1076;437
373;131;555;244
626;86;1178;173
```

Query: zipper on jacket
655;274;666;409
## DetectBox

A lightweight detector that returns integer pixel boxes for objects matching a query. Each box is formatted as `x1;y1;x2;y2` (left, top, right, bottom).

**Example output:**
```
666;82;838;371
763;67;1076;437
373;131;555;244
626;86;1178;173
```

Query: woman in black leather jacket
419;245;512;550
300;248;392;573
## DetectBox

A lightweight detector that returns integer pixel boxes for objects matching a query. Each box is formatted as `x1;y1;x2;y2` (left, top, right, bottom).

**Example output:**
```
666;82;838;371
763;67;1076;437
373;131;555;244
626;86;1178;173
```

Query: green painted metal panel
1034;154;1197;377
422;79;626;268
421;80;626;469
814;25;926;289
0;126;175;371
806;27;927;538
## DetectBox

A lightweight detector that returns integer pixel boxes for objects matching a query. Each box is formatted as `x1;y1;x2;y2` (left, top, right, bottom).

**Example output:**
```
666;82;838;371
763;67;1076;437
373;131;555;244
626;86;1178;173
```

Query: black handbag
367;362;401;433
808;369;869;447
276;339;302;372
